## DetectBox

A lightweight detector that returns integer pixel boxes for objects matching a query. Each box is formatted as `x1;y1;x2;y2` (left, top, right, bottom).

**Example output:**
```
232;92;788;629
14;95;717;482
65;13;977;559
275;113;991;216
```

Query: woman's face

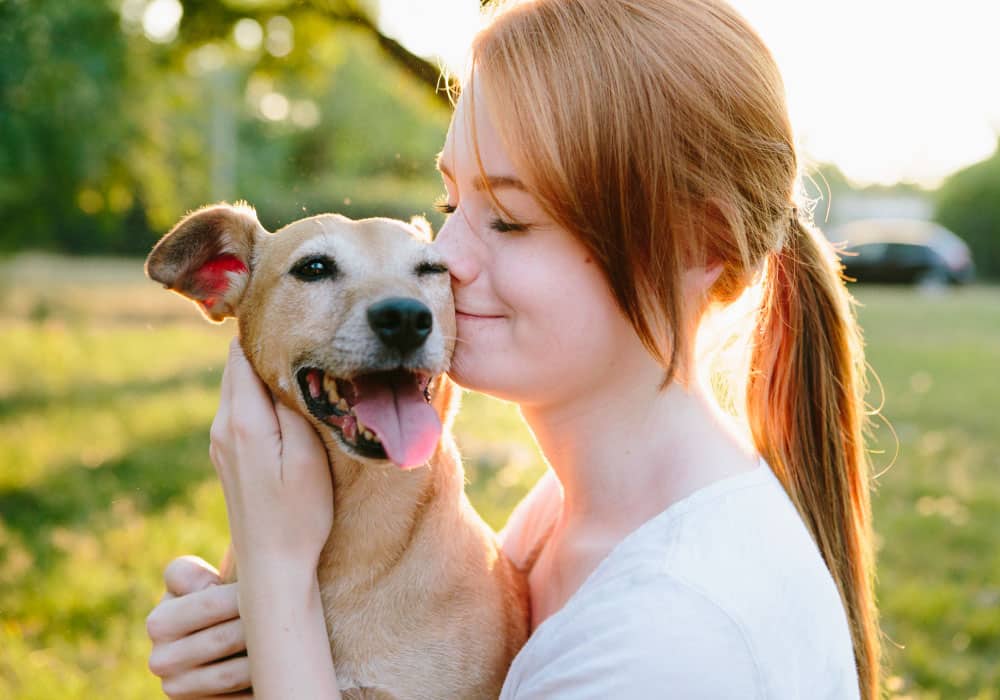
431;80;646;407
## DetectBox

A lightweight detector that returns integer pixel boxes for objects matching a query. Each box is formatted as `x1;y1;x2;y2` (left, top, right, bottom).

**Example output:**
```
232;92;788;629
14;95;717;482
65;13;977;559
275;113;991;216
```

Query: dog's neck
254;368;463;584
316;433;463;581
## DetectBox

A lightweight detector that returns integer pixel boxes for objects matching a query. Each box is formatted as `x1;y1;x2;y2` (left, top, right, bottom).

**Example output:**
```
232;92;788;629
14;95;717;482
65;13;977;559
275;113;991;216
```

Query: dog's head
145;202;457;470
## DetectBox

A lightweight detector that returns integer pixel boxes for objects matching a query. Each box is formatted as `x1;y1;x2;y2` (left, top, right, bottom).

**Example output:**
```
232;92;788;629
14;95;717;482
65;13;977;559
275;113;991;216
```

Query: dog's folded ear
145;202;266;322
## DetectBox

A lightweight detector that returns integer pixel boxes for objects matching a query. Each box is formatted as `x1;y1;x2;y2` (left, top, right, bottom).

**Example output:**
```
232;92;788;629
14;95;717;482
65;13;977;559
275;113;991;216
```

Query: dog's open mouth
296;367;441;469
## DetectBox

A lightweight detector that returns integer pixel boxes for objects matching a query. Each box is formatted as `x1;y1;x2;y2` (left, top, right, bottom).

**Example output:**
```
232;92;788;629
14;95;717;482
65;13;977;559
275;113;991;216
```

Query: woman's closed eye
433;198;456;215
488;215;528;233
434;196;530;234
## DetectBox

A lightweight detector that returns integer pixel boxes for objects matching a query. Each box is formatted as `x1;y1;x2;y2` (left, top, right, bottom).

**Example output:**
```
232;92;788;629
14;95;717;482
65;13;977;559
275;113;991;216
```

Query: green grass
0;254;997;698
852;285;1000;698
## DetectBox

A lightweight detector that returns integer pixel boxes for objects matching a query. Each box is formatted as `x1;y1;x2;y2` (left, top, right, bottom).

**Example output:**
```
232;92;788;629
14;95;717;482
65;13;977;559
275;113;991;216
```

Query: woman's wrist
239;565;341;699
238;554;316;591
236;551;323;618
231;527;325;574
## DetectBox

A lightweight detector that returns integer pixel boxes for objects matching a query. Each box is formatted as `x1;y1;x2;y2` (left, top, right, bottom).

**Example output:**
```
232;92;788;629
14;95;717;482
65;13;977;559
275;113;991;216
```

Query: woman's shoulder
500;463;861;699
627;462;858;672
497;469;561;571
653;463;852;625
500;572;764;699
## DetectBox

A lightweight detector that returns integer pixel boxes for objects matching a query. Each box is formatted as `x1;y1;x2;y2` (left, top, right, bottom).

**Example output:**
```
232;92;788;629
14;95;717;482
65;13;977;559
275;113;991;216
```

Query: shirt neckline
525;455;772;640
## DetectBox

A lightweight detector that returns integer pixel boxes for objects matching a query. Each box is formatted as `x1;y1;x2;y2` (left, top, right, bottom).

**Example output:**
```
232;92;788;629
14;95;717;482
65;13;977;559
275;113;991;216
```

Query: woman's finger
149;617;247;679
225;338;278;435
164;555;221;597
160;653;252;699
218;338;238;416
274;399;326;464
147;583;240;643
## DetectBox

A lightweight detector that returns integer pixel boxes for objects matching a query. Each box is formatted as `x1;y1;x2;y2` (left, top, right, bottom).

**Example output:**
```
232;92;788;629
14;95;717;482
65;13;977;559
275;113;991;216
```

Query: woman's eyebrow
436;161;526;192
475;175;526;192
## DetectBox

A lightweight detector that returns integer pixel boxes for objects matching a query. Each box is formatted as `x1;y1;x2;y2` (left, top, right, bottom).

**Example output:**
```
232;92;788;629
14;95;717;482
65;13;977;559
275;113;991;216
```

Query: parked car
829;218;975;285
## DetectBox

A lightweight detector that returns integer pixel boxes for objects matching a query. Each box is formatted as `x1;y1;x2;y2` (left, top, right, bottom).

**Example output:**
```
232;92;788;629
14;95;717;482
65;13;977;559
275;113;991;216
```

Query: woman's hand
212;340;341;696
148;340;340;699
147;555;252;699
210;338;333;570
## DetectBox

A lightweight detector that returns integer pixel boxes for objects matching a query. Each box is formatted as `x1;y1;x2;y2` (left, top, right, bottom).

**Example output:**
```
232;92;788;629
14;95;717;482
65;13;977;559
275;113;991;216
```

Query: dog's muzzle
297;367;440;469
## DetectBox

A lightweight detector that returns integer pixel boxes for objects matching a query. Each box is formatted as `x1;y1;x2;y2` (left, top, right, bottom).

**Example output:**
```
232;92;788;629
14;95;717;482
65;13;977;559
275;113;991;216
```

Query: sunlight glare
234;18;263;52
379;0;1000;186
142;0;182;44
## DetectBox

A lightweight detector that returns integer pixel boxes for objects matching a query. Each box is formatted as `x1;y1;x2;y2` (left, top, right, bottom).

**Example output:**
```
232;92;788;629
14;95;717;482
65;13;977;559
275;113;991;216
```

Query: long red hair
467;1;882;696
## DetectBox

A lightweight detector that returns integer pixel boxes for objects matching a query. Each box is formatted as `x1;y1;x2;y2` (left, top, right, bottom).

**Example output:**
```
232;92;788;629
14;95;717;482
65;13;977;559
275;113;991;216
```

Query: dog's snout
367;297;433;353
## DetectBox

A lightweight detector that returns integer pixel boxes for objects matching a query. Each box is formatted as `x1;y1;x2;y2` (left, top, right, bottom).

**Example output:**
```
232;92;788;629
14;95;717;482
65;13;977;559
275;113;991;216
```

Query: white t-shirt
498;458;860;699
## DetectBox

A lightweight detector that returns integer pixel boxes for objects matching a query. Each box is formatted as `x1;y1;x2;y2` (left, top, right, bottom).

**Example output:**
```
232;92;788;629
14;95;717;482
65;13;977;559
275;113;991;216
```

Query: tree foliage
0;0;452;255
0;0;134;253
935;138;1000;279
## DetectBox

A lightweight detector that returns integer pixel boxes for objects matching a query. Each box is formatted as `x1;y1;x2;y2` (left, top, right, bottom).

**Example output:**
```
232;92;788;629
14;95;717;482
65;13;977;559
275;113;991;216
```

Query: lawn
0;253;997;698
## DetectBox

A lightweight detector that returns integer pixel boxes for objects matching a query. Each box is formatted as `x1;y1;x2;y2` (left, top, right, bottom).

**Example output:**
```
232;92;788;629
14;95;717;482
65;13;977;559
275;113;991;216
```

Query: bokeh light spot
234;18;263;52
265;16;294;57
259;92;290;121
142;0;183;44
290;100;320;128
77;189;103;215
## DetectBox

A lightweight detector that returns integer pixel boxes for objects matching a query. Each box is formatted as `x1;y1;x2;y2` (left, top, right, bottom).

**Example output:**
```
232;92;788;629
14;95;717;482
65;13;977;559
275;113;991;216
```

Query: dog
146;202;530;699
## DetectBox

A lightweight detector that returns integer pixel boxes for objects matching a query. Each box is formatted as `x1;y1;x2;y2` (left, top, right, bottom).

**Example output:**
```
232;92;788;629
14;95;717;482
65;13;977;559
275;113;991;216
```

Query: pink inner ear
192;254;247;308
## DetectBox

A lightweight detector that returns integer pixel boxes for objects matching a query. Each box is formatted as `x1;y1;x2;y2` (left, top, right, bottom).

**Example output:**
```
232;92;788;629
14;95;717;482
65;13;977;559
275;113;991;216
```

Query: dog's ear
408;215;433;243
145;202;266;322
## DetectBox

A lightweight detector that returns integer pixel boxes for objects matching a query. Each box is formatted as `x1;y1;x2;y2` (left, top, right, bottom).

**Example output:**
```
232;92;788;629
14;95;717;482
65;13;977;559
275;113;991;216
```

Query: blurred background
0;0;998;697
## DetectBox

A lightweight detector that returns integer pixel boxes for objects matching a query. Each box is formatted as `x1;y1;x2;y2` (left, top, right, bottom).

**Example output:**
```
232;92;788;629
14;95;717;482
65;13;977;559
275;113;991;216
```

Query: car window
847;242;889;263
887;243;936;265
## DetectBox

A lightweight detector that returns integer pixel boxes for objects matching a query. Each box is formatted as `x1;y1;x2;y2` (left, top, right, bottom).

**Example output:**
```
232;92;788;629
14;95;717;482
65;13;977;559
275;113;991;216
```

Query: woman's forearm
239;561;342;699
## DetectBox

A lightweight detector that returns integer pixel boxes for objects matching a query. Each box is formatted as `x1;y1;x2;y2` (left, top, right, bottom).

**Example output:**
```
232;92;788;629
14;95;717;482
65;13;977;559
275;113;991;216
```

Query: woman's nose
432;212;479;287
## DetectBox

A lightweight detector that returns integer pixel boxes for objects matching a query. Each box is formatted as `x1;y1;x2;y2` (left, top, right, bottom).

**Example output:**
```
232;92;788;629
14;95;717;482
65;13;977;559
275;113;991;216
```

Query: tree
0;0;135;253
935;138;1000;279
176;0;456;104
0;0;453;255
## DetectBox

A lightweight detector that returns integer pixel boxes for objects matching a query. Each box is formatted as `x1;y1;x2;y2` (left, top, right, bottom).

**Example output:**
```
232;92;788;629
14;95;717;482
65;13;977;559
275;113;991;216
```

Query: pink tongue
352;374;442;468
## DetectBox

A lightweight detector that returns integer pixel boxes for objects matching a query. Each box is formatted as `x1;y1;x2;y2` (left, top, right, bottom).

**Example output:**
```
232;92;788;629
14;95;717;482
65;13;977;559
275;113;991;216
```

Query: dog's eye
415;261;449;276
291;256;338;281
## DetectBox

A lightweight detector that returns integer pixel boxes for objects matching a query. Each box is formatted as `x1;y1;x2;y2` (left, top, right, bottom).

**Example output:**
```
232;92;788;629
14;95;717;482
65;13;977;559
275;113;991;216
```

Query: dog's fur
146;203;529;699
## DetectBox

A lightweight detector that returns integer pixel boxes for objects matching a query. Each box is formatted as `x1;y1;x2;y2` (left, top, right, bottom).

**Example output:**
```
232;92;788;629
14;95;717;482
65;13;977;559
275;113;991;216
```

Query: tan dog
146;203;529;699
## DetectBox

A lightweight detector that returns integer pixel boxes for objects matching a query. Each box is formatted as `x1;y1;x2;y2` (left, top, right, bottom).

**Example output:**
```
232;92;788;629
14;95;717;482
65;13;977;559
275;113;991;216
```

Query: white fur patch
408;215;433;242
290;231;341;260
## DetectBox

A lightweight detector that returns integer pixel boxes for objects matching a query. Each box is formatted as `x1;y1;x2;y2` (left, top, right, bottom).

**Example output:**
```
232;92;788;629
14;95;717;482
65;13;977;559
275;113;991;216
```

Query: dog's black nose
367;297;433;353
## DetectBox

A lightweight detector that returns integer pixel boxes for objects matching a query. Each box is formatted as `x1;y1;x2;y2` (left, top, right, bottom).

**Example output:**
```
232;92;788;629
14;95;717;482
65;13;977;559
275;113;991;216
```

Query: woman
145;0;882;697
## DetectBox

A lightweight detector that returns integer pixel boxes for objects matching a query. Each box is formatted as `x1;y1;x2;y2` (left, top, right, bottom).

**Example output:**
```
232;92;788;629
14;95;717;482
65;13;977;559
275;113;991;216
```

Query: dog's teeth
356;417;367;434
307;372;321;399
363;429;374;441
323;374;340;403
338;398;349;412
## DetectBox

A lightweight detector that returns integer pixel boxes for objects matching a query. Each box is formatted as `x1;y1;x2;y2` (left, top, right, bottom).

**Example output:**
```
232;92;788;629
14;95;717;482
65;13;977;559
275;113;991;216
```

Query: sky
378;0;1000;188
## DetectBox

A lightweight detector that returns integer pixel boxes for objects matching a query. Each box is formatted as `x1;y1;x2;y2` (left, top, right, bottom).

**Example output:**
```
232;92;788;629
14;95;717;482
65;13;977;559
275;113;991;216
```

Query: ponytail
471;0;883;693
746;210;882;698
